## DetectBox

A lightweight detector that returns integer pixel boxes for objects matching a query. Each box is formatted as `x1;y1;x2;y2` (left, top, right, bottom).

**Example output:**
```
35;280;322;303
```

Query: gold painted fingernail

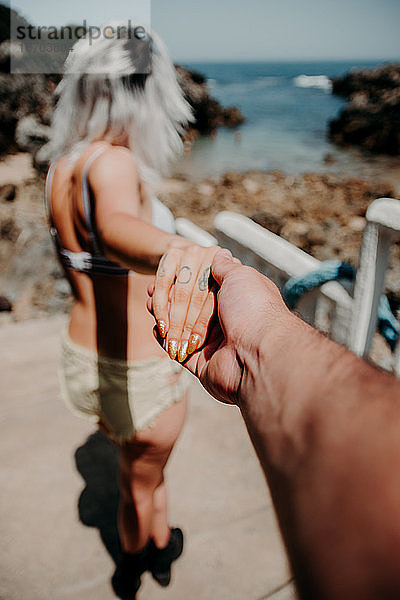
187;334;201;355
158;320;167;338
178;340;188;363
168;339;178;360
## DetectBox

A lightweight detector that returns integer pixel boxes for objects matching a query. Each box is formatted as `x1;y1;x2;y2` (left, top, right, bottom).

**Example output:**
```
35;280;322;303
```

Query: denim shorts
58;330;192;443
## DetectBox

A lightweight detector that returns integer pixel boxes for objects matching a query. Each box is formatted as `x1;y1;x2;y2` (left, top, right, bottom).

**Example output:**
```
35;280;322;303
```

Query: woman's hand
147;241;220;363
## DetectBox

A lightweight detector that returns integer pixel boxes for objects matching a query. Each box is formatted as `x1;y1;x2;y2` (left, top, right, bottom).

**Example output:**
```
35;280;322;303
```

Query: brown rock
0;215;19;241
0;183;16;202
0;295;12;311
175;65;245;135
348;216;366;232
330;63;400;155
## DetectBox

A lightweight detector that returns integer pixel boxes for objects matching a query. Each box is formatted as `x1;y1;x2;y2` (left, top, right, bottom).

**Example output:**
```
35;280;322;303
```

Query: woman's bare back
49;142;165;361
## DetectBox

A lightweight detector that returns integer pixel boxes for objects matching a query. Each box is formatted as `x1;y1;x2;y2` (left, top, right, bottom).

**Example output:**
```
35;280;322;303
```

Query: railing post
349;198;400;358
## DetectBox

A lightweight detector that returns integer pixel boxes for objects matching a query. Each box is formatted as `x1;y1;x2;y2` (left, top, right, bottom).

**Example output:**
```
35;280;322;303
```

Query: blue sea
176;61;399;180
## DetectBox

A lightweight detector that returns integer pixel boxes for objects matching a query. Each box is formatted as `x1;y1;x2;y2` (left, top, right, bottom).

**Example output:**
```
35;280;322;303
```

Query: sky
9;0;400;62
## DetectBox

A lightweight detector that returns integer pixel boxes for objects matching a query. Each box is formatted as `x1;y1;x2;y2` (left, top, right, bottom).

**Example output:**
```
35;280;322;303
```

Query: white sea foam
293;74;332;92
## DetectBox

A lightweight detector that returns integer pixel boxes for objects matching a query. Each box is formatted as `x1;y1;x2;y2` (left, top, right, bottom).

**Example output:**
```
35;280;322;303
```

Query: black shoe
112;543;151;600
149;528;184;587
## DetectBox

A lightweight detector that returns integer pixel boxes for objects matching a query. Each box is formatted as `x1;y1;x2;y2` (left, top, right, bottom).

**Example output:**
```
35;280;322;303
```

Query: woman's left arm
89;147;183;273
90;146;220;361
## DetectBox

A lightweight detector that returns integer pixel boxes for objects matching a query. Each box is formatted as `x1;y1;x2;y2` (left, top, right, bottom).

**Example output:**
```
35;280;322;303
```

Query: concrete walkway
0;316;296;600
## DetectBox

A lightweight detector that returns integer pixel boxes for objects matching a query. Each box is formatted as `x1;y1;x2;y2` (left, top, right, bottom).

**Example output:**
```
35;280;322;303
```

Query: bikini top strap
81;146;107;256
44;162;58;241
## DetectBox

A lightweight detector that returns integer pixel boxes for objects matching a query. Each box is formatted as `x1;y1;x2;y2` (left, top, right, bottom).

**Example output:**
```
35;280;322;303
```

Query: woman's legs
151;477;170;548
118;395;187;554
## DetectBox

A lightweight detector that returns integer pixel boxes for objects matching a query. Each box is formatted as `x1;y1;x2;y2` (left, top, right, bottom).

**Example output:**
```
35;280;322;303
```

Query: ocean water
176;61;399;180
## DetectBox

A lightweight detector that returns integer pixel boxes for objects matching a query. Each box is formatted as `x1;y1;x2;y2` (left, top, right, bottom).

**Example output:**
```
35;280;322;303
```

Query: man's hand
184;249;291;404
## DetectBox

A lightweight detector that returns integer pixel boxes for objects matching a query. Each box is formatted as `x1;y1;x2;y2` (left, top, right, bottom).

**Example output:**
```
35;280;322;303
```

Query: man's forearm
238;313;400;599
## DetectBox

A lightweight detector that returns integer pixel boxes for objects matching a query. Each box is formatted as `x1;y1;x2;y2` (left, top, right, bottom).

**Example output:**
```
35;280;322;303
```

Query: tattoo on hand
158;254;167;277
177;266;192;284
198;266;211;291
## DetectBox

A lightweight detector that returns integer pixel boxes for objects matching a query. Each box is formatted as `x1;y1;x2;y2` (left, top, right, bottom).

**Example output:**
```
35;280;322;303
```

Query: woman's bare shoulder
70;142;105;172
86;144;139;186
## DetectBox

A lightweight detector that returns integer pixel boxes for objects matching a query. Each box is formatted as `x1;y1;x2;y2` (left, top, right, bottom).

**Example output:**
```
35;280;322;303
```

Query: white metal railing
175;218;217;247
213;211;353;346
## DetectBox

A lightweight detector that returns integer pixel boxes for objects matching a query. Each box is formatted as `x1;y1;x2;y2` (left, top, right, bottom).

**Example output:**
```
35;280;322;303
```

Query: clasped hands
147;241;240;404
147;240;287;405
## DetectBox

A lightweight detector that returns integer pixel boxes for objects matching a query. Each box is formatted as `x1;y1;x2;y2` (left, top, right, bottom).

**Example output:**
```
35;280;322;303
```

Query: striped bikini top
45;146;175;276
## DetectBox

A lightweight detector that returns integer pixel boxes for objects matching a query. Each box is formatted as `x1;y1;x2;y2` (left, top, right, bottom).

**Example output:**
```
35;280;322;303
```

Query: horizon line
176;57;400;65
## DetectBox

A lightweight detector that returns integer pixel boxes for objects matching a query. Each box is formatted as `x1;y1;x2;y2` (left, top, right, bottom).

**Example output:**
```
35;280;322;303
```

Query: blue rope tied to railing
282;259;399;352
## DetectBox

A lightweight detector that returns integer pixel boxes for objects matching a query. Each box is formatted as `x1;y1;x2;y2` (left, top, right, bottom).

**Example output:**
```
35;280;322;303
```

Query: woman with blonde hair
45;23;219;598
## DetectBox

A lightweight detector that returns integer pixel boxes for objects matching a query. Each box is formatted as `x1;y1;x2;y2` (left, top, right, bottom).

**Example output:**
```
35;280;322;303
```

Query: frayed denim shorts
58;330;192;444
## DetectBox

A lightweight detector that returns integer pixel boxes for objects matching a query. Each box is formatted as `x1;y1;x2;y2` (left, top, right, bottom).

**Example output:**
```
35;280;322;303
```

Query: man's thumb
211;249;238;285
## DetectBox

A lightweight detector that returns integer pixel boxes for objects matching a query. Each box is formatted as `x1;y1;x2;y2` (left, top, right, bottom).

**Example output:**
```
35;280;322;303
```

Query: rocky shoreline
0;154;398;325
0;66;245;169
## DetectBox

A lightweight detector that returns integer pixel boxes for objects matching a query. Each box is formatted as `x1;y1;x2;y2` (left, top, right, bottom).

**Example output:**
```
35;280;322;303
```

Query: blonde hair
44;24;193;183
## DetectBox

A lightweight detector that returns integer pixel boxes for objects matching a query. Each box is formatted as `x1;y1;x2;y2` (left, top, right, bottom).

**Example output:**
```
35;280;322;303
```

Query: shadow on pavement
75;430;122;565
